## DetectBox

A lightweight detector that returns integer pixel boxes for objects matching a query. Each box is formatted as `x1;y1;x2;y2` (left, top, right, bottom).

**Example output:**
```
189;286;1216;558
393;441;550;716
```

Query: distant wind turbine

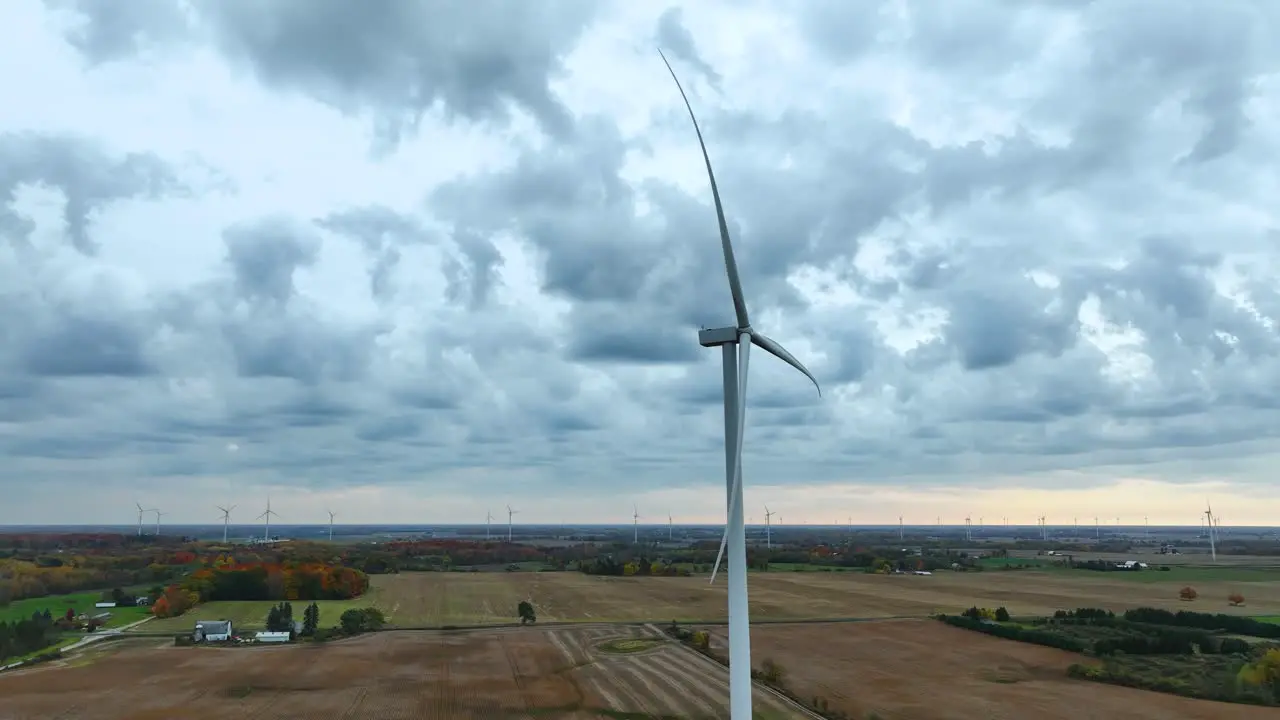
898;515;904;542
486;510;494;541
135;502;154;536
506;505;518;543
668;514;674;541
632;505;641;544
257;498;278;542
327;509;336;542
764;506;777;549
216;504;235;543
153;509;166;536
662;47;821;720
1205;501;1217;563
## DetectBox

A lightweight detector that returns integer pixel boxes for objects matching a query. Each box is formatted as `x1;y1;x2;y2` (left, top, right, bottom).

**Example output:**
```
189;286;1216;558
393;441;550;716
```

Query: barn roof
195;620;232;634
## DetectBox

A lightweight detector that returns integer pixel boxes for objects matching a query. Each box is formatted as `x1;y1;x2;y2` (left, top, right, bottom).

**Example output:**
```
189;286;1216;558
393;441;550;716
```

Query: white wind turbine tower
257;498;278;542
327;510;336;542
764;506;777;549
1205;501;1218;563
964;516;972;541
216;504;235;543
662;50;821;720
506;505;518;543
486;510;494;541
668;514;674;541
899;515;904;542
1095;516;1100;540
632;505;642;544
135;502;154;536
153;508;166;536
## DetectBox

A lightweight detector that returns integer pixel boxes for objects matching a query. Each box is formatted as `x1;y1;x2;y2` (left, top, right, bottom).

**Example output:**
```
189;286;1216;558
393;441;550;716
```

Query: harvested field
0;626;806;719
712;619;1276;720
129;568;1280;635
144;598;369;633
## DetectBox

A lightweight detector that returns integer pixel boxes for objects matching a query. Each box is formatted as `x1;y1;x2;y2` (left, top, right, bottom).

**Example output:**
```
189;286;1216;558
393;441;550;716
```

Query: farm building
94;602;116;608
193;620;233;642
254;631;291;643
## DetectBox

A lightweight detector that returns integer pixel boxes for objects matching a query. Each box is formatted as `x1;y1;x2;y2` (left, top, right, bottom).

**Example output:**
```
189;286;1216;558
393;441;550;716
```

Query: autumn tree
1179;586;1198;601
1228;592;1245;607
759;658;786;686
518;601;536;625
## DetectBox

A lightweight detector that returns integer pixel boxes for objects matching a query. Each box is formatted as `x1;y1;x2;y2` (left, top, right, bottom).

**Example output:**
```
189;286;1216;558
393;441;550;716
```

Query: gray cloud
51;0;599;149
6;1;1280;521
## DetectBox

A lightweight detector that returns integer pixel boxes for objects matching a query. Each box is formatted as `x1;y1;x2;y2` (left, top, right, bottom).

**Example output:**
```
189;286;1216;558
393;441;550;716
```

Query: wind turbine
1095;516;1100;540
898;515;904;542
257;498;278;542
668;514;674;541
153;509;166;536
1205;502;1217;563
486;510;494;541
632;505;641;544
216;505;235;543
135;502;154;536
326;510;336;542
764;506;777;549
506;505;518;543
662;50;820;720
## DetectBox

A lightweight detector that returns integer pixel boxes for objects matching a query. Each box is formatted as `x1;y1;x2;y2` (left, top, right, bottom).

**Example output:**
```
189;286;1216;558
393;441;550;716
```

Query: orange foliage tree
1179;586;1198;601
1228;592;1245;606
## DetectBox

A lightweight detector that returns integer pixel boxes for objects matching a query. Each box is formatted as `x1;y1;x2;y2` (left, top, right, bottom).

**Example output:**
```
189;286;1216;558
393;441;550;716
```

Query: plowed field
712;619;1276;720
0;626;806;719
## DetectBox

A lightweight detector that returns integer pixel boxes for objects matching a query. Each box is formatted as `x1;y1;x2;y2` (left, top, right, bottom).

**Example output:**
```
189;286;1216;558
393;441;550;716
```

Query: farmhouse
254;631;291;643
1118;560;1149;570
193;620;233;642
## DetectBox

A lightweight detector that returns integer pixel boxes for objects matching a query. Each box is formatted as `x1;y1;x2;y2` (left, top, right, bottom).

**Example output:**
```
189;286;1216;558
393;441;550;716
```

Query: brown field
0;626;806;719
326;569;1280;626
142;569;1280;633
710;620;1276;720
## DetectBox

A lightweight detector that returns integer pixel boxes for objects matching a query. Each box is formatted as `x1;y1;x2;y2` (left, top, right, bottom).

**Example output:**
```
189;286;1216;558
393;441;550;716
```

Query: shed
94;602;116;608
255;631;291;643
193;620;233;642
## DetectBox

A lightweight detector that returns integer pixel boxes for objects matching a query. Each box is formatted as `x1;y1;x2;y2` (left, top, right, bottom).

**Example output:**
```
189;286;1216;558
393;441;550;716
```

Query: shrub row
938;614;1089;653
1068;662;1276;707
1124;608;1280;640
940;611;1253;657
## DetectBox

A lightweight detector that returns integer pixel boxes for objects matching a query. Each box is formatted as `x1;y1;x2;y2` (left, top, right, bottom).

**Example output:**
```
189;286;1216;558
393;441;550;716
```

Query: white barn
255;631;291;643
193;620;233;642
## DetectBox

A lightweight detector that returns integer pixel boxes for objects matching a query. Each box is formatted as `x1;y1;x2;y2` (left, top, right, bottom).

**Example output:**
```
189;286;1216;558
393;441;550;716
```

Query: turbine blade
658;49;750;330
751;332;821;396
710;336;752;585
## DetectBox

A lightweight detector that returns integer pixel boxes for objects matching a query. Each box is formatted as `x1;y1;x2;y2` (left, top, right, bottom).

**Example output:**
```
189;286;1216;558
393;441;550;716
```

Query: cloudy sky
3;0;1279;527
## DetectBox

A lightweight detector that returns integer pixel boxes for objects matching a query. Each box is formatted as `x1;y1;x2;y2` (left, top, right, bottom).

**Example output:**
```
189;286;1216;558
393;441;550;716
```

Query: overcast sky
2;1;1279;527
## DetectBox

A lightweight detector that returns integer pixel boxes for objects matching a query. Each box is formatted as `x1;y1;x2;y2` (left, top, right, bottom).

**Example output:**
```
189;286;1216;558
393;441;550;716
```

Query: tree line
0;611;59;664
152;562;370;620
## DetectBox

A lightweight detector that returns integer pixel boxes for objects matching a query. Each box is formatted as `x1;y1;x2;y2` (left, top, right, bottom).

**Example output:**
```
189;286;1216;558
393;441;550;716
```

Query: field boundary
646;623;827;720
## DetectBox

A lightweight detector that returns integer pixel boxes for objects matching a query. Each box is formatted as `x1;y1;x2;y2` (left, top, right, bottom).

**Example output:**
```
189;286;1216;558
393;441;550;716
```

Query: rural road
0;617;155;673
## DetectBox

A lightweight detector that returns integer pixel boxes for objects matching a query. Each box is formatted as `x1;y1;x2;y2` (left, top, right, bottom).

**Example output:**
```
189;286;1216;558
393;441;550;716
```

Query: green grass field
1256;615;1280;625
1100;566;1280;583
766;562;859;572
978;557;1063;569
139;598;373;634
0;592;151;628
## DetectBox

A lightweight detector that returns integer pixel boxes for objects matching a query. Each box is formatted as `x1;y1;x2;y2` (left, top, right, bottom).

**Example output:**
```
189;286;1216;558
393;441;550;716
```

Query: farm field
0;592;151;628
129;567;1280;633
713;619;1276;719
0;625;806;719
142;598;370;633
